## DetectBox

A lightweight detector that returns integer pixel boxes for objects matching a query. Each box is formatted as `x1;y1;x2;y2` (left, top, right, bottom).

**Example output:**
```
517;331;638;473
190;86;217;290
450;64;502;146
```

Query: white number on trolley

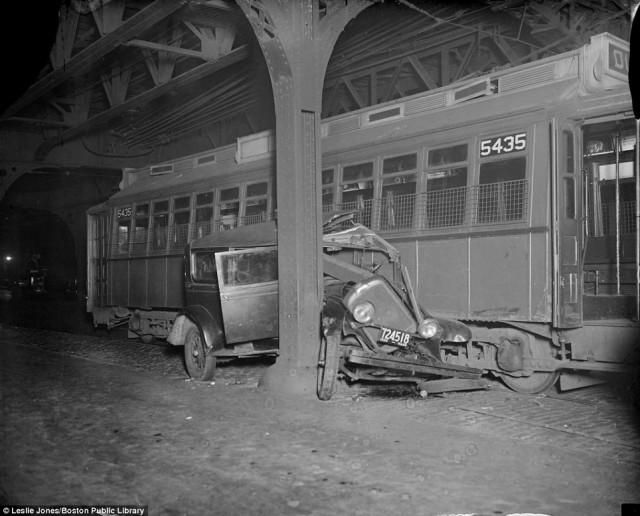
480;133;526;157
117;206;132;218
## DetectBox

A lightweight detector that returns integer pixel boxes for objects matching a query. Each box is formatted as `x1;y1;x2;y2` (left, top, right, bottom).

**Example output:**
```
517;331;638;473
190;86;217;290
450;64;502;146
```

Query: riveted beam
1;0;184;121
237;0;371;395
34;44;249;160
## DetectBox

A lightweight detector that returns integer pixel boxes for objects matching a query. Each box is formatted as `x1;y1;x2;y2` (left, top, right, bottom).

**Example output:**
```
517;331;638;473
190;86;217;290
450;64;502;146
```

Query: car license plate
378;326;411;347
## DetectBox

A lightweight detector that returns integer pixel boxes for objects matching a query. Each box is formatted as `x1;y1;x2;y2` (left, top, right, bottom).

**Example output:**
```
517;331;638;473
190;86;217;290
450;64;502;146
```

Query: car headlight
417;318;441;339
352;301;375;324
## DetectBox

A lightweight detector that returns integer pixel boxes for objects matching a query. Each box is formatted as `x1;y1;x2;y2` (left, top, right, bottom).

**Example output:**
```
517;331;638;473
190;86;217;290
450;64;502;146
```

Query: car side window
219;248;278;287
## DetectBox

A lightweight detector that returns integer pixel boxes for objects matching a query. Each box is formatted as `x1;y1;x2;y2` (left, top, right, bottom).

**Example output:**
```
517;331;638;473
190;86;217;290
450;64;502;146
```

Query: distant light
4;256;12;261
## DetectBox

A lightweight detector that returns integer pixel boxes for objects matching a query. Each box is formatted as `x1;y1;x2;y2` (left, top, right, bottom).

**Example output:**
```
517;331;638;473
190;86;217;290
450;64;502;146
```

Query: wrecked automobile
166;214;486;399
318;220;487;400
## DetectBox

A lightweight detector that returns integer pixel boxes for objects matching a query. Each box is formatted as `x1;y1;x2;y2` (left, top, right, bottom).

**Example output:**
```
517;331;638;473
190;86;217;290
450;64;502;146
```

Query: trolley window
152;200;169;251
115;206;131;254
562;130;575;174
131;203;149;254
172;196;191;250
477;156;527;224
341;161;374;227
219;186;240;230
561;130;576;220
195;191;214;238
244;181;269;225
322;168;335;211
584;126;637;236
380;153;417;230
425;144;468;228
565;178;576;220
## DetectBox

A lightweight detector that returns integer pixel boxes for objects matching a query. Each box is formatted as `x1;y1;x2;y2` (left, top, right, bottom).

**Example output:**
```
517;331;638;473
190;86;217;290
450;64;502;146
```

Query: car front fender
436;317;472;343
167;305;225;352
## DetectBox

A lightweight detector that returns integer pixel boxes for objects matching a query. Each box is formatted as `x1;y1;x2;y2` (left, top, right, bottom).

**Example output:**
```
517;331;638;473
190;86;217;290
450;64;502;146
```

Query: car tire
317;333;341;400
184;326;217;381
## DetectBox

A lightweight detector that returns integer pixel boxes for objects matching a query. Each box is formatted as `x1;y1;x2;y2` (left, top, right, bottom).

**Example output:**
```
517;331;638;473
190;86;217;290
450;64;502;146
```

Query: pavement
1;322;640;516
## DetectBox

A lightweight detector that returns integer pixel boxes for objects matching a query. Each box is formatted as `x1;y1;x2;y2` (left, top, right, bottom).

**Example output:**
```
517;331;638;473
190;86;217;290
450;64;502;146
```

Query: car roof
190;221;278;250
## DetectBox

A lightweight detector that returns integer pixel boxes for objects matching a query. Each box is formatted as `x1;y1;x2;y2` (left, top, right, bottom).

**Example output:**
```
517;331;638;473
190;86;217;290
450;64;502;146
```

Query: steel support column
238;0;370;394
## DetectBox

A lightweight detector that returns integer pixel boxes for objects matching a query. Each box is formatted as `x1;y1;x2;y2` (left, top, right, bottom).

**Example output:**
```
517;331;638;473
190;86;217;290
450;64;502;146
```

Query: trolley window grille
243;181;269;226
380;153;418;230
171;196;191;250
322;168;335;209
338;197;374;228
131;203;149;254
475;178;528;224
425;143;469;228
341;162;374;227
218;187;240;231
601;201;637;235
152;200;169;252
115;208;131;255
380;176;417;230
477;157;527;224
195;191;214;239
326;178;528;233
595;176;637;236
380;191;416;230
425;184;467;228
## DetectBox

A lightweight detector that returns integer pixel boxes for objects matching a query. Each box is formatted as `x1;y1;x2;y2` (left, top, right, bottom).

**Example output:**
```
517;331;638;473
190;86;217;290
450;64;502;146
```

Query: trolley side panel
530;230;552;321
166;255;186;308
410;238;469;319
128;259;148;308
109;260;129;307
469;234;531;320
147;257;168;308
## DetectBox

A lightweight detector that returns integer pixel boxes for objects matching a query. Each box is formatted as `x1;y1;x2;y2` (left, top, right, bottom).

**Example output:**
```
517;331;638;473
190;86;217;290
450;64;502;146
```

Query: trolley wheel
140;334;156;344
501;371;559;395
184;326;216;381
499;334;559;394
317;333;341;400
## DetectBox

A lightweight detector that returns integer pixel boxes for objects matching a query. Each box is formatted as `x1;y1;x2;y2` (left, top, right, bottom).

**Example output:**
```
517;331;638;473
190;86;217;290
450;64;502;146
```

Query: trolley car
88;32;639;393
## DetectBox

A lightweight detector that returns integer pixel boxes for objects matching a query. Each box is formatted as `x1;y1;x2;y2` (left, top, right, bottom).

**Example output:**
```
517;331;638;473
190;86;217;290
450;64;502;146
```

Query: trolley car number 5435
479;133;526;157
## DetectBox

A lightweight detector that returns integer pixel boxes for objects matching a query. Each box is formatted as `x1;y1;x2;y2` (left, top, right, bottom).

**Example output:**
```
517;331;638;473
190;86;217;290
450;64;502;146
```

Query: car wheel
184;326;216;381
317;333;341;400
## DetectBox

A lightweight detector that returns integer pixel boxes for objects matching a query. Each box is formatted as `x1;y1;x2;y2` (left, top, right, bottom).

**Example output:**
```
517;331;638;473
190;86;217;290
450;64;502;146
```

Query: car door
215;246;279;344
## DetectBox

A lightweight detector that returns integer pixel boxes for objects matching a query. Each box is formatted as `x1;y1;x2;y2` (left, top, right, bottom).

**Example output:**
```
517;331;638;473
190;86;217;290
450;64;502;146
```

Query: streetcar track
455;406;640;450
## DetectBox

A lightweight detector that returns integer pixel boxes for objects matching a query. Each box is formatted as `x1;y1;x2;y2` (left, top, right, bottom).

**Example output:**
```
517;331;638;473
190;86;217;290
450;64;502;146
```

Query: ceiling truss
0;0;633;169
